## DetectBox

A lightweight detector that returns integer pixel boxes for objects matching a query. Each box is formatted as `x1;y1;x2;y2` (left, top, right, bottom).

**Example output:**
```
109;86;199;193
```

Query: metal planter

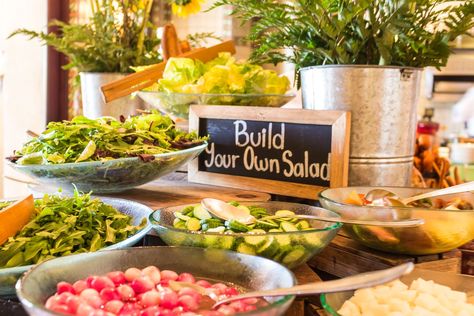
300;65;422;186
80;72;147;119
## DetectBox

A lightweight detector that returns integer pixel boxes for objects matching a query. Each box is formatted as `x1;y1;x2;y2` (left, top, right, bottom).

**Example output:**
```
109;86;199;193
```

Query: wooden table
106;171;325;316
309;231;462;277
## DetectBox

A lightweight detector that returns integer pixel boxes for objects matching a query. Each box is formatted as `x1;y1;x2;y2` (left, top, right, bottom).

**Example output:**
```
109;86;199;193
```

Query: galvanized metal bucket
300;65;422;186
80;72;148;119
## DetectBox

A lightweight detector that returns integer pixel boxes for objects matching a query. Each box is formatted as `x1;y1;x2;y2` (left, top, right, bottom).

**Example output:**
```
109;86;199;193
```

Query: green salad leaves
0;192;146;268
9;111;205;165
144;52;290;95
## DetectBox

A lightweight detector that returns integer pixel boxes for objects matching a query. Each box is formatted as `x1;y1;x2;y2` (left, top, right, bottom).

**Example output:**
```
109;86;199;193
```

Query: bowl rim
138;91;297;98
0;196;152;277
7;142;207;170
319;186;474;213
320;293;340;316
15;246;296;316
149;201;343;236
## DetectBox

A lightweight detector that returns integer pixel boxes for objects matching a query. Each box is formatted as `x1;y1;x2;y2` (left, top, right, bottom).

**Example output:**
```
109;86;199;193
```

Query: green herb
9;0;161;73
0;191;146;268
211;0;474;76
9;111;205;165
0;202;11;211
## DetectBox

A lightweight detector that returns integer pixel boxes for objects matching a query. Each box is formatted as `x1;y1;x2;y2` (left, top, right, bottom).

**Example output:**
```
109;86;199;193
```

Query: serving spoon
201;198;424;227
170;262;414;308
365;181;474;206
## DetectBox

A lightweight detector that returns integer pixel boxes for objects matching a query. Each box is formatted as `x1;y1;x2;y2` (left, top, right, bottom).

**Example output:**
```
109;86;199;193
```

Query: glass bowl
7;143;207;193
16;246;296;316
0;197;152;297
321;268;474;315
319;186;474;255
137;91;296;120
149;201;342;269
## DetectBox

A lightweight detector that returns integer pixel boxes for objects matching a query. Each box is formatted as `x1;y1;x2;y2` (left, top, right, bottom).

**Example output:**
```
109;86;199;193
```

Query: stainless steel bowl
16;247;296;316
319;186;474;255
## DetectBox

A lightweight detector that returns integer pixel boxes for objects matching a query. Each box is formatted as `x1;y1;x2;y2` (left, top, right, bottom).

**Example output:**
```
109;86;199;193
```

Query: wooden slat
309;233;461;277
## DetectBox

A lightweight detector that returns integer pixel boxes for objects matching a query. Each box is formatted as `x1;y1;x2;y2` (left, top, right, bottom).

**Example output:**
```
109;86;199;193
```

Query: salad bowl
319;186;474;255
150;201;342;269
138;91;296;120
0;197;152;297
8;142;207;193
321;268;474;315
17;247;296;316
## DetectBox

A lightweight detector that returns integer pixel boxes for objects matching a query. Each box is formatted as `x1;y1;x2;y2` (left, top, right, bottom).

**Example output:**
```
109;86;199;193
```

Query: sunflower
171;0;205;17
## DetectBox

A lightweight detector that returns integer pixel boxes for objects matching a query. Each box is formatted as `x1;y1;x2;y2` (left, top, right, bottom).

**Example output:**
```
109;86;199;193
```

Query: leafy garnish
11;111;205;165
0;192;146;268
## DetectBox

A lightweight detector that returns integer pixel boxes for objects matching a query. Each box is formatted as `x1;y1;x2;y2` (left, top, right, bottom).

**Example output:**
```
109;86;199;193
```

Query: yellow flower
172;0;204;17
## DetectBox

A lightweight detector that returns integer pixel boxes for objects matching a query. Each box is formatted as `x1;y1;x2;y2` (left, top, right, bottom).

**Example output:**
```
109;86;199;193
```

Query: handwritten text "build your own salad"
204;120;330;180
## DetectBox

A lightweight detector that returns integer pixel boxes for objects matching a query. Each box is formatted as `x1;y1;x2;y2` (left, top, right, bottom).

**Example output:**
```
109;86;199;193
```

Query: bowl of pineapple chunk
321;268;474;316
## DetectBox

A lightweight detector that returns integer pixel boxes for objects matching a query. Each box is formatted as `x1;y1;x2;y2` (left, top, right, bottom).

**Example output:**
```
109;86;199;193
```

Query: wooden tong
100;40;236;103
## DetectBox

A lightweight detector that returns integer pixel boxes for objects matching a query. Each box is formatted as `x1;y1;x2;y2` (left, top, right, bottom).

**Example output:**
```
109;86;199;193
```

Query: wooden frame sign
188;106;350;199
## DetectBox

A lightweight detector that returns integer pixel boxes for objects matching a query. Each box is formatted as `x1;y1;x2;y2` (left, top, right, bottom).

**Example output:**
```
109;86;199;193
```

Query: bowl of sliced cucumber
149;201;342;269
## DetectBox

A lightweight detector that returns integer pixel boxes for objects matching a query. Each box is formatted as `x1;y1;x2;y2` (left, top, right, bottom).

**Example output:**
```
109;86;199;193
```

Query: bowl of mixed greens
0;192;151;297
149;201;342;269
136;53;295;120
6;112;207;193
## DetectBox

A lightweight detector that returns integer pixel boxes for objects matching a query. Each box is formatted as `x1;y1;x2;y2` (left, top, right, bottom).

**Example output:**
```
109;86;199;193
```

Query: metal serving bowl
150;201;342;269
0;197;152;297
321;268;474;315
7;143;207;193
16;247;296;316
319;186;474;255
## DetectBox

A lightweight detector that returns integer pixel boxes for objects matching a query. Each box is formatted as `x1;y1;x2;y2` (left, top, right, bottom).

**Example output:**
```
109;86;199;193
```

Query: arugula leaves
0;192;146;268
11;111;205;165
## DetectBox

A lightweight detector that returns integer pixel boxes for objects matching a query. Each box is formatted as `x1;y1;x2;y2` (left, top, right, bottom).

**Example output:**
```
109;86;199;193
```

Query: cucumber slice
257;237;279;257
193;204;212;220
281;222;298;232
272;245;293;262
200;218;223;229
275;234;291;246
228;201;240;207
296;220;310;230
173;220;186;230
220;236;235;250
181;206;195;216
255;220;279;230
268;228;283;233
236;205;251;215
175;212;191;221
301;234;324;248
225;220;249;232
275;210;295;217
281;246;307;266
244;230;267;247
186;218;201;231
236;243;256;255
206;226;226;233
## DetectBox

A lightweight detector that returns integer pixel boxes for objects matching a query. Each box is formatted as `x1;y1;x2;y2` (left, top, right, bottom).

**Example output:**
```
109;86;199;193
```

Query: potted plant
211;0;474;186
11;0;162;119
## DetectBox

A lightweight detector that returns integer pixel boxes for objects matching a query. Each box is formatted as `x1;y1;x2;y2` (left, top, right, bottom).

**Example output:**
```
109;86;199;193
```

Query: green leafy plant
10;0;162;73
211;0;474;74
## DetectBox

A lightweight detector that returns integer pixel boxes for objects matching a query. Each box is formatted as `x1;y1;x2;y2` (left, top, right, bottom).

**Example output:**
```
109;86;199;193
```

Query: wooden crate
308;233;461;278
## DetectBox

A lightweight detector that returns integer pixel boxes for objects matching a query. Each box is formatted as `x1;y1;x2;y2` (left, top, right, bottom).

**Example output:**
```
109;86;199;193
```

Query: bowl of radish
16;246;296;316
149;201;342;269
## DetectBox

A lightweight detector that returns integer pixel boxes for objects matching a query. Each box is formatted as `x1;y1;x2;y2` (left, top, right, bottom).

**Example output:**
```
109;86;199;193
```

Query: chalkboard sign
188;106;350;199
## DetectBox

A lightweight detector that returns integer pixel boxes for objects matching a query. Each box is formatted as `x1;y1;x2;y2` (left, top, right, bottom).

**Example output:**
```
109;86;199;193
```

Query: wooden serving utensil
100;40;236;103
